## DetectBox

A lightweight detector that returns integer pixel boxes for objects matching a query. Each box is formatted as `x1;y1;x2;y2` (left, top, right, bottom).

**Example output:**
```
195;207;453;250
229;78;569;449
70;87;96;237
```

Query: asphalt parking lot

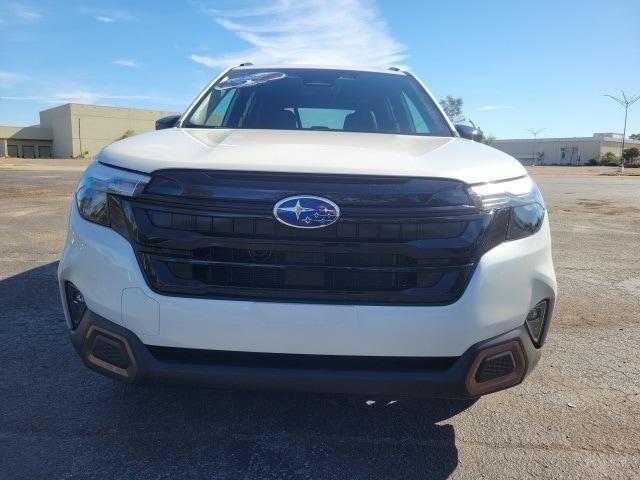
1;160;639;479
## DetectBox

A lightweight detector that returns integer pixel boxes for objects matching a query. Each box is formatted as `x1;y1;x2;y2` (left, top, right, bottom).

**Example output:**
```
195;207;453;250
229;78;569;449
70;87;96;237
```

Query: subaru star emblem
273;196;340;229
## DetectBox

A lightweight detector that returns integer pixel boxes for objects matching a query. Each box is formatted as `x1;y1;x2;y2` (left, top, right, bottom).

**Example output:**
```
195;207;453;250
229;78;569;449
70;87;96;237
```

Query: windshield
183;68;453;137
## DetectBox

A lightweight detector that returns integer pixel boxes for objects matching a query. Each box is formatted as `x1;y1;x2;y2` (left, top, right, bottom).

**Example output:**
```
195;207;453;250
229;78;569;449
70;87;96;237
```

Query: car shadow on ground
2;262;475;480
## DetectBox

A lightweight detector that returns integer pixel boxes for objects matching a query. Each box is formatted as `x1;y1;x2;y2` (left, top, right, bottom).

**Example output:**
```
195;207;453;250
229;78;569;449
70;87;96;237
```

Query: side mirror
155;114;181;130
455;124;484;143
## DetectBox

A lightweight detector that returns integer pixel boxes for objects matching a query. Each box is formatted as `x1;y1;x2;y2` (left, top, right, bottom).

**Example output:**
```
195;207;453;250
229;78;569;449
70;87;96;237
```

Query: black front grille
117;170;506;305
146;208;469;241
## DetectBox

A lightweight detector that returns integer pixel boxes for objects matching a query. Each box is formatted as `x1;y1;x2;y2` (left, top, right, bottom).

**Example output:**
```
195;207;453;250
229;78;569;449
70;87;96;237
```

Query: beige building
494;133;640;165
0;103;177;159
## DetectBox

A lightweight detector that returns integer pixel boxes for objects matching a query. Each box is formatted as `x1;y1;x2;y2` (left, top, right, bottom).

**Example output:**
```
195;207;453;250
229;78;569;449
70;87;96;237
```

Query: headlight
471;176;545;241
76;162;149;226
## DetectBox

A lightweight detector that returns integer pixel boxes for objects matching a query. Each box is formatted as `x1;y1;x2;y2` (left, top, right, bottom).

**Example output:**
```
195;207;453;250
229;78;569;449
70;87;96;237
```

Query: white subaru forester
58;65;556;397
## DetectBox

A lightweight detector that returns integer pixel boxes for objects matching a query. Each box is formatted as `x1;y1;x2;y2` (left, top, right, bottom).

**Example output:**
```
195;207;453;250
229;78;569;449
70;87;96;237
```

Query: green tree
629;133;640;140
482;134;497;146
622;147;640;165
439;96;465;123
600;152;619;166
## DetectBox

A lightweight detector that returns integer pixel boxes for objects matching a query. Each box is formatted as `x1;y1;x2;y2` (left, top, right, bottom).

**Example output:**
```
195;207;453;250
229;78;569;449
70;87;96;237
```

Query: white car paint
99;128;526;185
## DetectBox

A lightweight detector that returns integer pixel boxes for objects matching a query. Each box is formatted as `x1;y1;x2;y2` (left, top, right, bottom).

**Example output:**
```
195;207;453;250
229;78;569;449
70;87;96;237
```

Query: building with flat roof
494;133;640;166
0;103;178;159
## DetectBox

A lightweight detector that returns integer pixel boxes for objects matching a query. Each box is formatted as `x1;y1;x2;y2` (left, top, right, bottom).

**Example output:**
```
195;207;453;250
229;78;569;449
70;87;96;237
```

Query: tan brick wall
39;103;178;158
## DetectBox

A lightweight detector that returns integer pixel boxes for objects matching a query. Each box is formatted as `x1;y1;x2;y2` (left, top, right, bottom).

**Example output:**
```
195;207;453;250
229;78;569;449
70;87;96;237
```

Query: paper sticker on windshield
215;72;287;90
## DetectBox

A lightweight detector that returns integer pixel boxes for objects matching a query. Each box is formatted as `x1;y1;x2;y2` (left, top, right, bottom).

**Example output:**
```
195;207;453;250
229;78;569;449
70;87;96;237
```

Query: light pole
525;128;545;166
605;91;639;166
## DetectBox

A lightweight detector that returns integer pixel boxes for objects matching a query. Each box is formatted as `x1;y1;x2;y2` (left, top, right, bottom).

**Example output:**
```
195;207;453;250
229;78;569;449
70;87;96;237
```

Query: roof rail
238;62;254;67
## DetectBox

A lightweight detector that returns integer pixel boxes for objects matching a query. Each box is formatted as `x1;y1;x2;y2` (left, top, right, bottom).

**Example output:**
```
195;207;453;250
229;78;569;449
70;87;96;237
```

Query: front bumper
59;201;556;396
71;309;542;398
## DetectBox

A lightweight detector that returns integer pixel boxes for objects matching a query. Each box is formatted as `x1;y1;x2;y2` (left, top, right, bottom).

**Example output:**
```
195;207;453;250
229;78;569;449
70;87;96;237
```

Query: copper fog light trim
465;340;526;396
83;325;138;382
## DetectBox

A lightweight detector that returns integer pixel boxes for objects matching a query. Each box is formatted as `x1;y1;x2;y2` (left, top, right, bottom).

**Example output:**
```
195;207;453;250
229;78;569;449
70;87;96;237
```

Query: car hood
98;128;526;184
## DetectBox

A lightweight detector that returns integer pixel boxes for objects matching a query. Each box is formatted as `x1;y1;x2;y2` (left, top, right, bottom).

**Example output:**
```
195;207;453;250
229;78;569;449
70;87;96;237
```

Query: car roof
231;64;406;75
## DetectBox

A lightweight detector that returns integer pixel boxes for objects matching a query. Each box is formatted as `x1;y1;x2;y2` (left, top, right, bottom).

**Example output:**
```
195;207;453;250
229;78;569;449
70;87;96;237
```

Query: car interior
186;69;451;136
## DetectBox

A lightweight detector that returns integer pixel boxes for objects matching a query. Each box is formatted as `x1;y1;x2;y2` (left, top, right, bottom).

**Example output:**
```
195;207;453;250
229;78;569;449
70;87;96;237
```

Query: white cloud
1;4;40;23
190;0;406;69
0;95;41;100
0;71;28;87
20;10;40;20
189;55;220;68
477;105;515;111
11;4;41;21
113;59;138;68
1;91;152;104
50;91;151;104
50;91;105;103
80;8;131;23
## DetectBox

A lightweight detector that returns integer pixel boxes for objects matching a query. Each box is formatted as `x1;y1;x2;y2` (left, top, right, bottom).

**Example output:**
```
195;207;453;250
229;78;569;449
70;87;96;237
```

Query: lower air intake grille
474;351;515;383
92;334;130;369
147;346;458;372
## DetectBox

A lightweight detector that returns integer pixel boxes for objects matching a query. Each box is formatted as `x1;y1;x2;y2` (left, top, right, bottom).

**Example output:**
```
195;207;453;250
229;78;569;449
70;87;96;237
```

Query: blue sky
1;0;638;139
